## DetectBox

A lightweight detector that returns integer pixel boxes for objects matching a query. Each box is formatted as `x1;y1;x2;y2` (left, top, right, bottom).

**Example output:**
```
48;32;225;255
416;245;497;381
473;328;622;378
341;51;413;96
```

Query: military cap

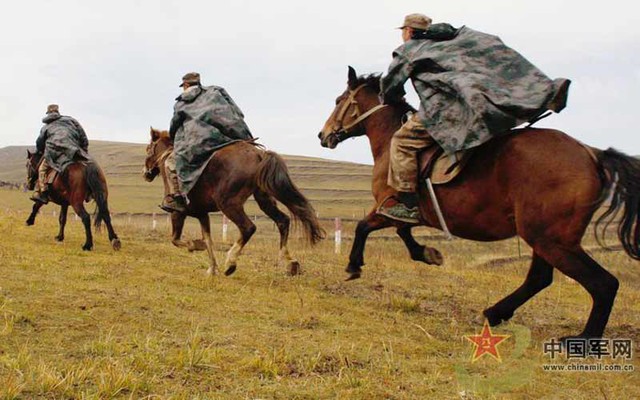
46;104;59;114
179;72;201;87
398;13;432;31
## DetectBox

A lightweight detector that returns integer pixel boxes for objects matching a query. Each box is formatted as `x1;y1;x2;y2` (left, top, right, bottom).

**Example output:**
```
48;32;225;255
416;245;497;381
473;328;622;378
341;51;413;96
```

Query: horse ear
150;127;158;140
347;66;358;89
26;149;32;158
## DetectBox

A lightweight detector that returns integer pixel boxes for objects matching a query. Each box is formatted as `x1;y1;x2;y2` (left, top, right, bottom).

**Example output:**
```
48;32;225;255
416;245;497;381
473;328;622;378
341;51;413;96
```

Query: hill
0;141;374;218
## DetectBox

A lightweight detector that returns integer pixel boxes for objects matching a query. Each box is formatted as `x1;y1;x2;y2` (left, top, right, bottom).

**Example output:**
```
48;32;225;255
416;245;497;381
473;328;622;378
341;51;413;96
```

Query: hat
46;104;59;114
179;72;201;87
398;13;432;31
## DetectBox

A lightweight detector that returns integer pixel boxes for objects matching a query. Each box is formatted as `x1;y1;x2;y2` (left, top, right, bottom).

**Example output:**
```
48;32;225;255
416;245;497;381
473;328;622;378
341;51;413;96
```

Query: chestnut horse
25;151;121;251
143;128;324;276
318;67;640;339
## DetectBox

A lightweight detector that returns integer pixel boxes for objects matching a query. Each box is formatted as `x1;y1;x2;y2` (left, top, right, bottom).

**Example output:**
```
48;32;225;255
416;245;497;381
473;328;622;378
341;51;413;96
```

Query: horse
317;66;640;339
25;150;121;251
143;128;324;276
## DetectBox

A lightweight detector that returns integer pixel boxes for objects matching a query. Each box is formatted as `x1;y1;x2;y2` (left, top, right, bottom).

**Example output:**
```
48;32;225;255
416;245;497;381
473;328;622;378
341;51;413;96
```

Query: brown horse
143;128;324;276
25;151;121;251
318;67;640;339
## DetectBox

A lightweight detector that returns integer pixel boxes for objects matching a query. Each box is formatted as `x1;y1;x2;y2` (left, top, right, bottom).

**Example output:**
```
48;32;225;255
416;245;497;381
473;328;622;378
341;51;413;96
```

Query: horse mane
355;73;417;114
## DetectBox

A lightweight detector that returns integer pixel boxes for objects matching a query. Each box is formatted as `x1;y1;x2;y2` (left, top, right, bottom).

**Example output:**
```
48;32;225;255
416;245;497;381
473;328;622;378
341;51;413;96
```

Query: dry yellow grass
0;202;638;399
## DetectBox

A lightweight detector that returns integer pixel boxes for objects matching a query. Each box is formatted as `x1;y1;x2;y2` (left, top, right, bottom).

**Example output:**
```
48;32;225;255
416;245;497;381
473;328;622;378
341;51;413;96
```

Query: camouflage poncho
169;85;253;194
36;113;90;172
380;23;567;154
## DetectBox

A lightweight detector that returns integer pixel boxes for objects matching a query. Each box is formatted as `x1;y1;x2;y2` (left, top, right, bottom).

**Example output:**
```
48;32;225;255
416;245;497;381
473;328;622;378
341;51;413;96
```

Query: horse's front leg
54;204;68;242
196;214;219;276
25;202;43;226
346;212;394;280
396;225;443;266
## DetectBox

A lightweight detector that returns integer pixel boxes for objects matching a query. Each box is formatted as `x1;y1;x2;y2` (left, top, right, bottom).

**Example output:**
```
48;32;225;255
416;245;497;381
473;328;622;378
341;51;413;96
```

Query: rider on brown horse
161;72;254;213
31;104;90;204
378;13;572;224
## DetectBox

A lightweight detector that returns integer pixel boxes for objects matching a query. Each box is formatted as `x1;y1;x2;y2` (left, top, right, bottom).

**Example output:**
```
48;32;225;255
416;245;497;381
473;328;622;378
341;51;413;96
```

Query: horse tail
85;162;110;230
256;151;325;244
596;148;640;260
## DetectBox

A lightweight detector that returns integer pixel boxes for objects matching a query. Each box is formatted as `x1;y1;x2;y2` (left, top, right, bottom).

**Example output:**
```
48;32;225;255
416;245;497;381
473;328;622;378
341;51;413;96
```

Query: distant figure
32;104;89;204
161;72;254;213
378;13;571;223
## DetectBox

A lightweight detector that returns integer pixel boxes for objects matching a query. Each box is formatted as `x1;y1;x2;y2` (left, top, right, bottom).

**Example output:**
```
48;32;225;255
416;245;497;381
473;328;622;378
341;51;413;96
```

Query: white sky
0;0;638;164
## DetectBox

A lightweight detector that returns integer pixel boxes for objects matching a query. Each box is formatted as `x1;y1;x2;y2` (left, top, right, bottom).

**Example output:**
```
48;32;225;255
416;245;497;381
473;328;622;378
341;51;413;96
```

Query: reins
333;83;387;137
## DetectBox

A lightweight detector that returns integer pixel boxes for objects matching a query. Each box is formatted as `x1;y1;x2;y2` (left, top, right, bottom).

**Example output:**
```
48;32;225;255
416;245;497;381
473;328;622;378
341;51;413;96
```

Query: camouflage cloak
380;23;567;154
169;85;253;195
36;113;90;172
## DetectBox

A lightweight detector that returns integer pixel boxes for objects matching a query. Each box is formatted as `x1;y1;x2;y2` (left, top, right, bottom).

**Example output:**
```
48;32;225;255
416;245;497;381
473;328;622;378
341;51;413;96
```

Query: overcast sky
0;0;638;164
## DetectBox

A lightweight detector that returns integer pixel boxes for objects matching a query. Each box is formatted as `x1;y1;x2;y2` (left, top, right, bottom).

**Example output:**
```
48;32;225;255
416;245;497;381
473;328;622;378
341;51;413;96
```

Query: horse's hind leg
483;253;553;326
25;202;43;226
197;214;218;275
254;190;299;275
55;204;68;242
220;206;256;276
100;207;121;250
396;225;443;266
72;202;93;251
536;245;619;339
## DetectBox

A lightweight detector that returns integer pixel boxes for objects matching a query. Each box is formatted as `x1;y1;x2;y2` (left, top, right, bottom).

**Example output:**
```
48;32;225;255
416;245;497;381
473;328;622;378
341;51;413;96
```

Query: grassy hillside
0;141;374;218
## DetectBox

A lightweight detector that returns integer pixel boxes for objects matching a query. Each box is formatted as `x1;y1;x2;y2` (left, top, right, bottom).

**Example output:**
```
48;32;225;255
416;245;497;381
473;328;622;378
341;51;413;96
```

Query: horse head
25;149;41;190
144;127;172;182
318;66;393;149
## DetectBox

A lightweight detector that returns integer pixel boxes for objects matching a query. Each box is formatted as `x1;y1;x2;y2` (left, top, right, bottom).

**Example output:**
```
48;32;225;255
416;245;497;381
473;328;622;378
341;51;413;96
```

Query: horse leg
536;245;619;339
396;225;444;266
72;202;93;251
483;253;553;326
55;204;69;242
346;212;394;280
196;214;219;276
254;191;300;276
25;202;43;226
100;207;121;250
220;206;256;276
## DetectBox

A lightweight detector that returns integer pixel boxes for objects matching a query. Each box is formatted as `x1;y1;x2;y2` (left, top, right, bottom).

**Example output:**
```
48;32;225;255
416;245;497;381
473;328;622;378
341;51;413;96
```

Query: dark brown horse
143;128;324;276
318;67;640;339
26;151;121;251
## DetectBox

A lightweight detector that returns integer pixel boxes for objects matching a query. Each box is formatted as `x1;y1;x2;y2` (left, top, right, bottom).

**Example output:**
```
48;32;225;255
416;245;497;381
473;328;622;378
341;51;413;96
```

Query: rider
378;14;571;223
162;72;254;213
32;104;89;204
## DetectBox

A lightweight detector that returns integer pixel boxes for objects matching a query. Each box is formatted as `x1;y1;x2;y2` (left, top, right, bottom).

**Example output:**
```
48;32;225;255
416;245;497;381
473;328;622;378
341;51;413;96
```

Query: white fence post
222;215;229;243
152;212;157;230
334;217;342;255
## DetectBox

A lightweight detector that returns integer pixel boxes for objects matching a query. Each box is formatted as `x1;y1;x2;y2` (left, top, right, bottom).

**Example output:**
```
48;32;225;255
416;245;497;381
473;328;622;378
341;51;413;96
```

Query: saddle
418;146;474;185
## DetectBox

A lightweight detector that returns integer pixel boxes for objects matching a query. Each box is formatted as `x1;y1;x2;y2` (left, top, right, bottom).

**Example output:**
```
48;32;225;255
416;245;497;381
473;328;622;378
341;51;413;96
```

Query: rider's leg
381;114;435;223
160;152;187;213
31;159;51;204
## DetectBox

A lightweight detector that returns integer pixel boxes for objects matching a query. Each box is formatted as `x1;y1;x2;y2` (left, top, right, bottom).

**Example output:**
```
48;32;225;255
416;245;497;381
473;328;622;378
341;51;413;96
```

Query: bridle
330;83;387;142
26;153;40;188
146;140;173;176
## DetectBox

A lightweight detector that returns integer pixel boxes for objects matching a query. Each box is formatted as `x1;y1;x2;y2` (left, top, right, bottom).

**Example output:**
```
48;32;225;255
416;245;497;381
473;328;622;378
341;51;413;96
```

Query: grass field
0;205;638;399
1;142;639;399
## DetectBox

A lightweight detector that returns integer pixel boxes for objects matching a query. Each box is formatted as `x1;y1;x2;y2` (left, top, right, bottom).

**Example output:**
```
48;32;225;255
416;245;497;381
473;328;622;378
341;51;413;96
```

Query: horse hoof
224;265;237;276
111;238;122;251
25;220;34;226
207;267;218;276
345;272;361;281
288;261;301;276
54;235;64;242
82;245;93;251
483;307;513;327
425;247;444;266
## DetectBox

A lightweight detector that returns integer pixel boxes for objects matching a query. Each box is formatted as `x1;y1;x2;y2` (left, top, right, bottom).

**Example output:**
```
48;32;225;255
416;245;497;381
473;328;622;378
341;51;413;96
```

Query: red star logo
465;321;510;362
